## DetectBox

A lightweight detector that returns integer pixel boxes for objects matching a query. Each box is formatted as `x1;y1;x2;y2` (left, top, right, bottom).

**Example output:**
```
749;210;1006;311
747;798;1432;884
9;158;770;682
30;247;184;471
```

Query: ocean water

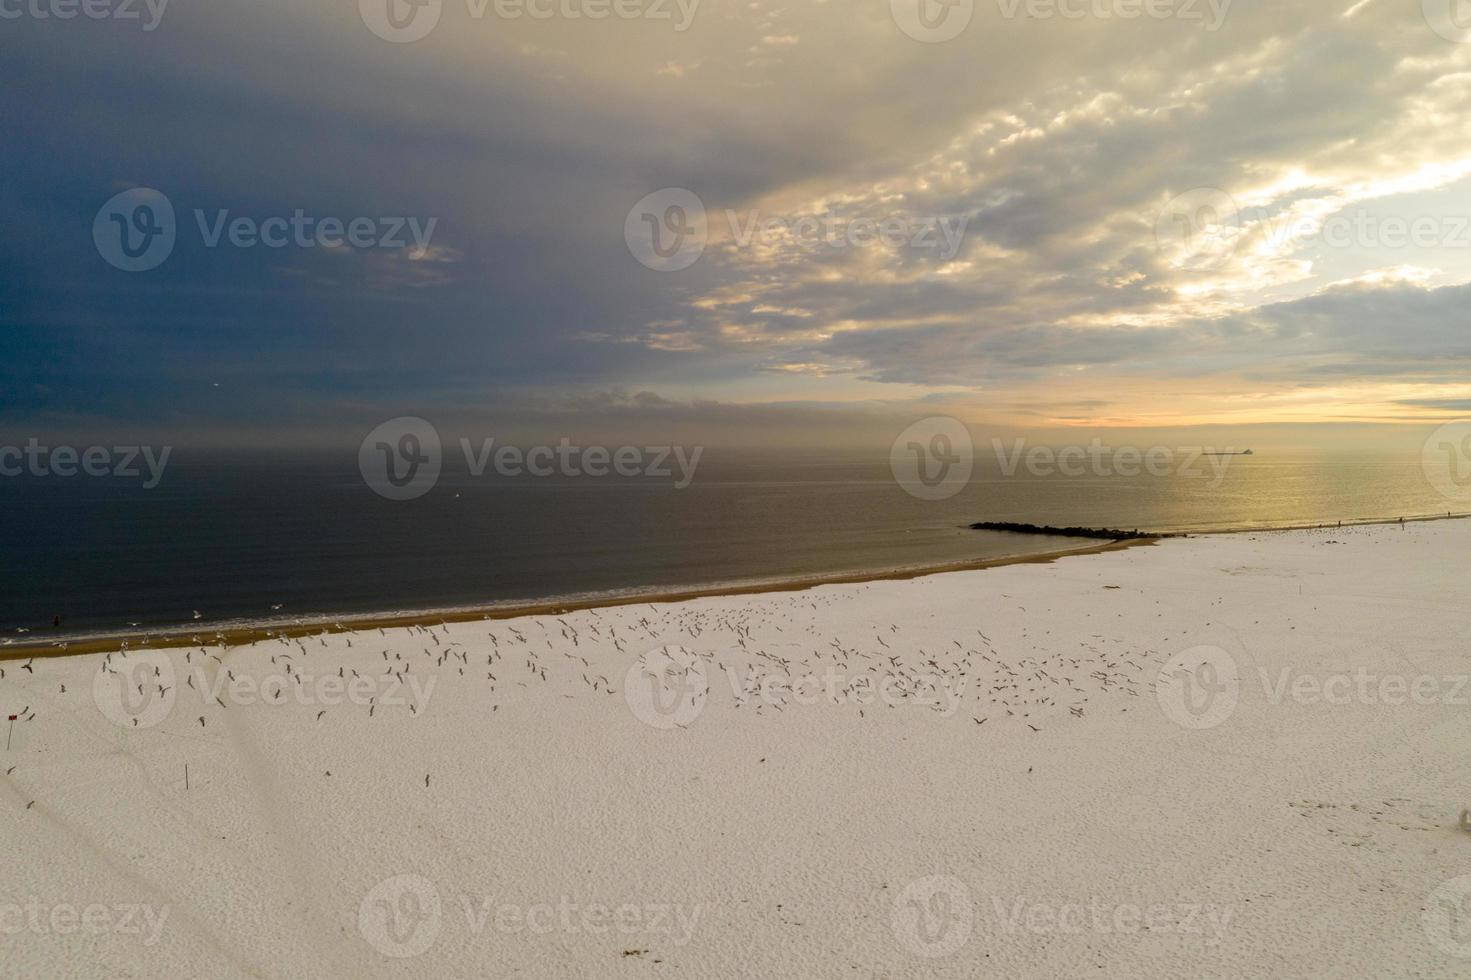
0;448;1458;637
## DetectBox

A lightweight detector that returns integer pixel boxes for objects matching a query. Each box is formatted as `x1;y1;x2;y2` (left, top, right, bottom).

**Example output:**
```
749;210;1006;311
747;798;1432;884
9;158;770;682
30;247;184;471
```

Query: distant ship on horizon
1204;449;1254;456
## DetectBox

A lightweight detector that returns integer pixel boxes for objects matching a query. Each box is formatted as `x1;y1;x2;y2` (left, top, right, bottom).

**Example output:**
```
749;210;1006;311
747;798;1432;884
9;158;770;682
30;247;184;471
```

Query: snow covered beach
3;519;1470;977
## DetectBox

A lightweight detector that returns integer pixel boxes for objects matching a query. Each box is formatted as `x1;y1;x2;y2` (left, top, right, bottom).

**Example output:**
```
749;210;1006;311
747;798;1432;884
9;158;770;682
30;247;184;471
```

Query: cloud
3;0;1470;437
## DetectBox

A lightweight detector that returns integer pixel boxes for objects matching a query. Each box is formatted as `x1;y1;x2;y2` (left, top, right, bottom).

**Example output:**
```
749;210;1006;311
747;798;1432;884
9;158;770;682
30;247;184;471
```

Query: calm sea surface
0;448;1458;637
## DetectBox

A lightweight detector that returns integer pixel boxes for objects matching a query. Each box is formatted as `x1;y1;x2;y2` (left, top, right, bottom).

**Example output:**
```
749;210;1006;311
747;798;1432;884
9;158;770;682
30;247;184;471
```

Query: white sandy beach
3;520;1470;977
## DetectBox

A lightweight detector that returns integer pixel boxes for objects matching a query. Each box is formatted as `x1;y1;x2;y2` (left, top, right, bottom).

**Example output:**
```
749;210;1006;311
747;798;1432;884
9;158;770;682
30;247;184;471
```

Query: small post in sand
4;715;14;752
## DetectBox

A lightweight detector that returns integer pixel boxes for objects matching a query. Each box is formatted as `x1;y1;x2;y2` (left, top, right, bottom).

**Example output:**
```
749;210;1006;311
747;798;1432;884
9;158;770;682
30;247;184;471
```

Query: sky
4;0;1471;448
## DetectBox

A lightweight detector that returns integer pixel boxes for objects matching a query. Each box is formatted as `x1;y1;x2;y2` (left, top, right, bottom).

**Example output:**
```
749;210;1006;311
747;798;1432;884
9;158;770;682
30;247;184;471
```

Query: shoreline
2;537;1144;661
7;509;1466;662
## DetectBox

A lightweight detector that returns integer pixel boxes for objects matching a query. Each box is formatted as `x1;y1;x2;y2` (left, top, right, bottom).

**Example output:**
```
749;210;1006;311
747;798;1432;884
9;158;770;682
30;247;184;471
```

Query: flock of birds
0;576;1197;817
616;588;1159;730
22;585;1175;742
